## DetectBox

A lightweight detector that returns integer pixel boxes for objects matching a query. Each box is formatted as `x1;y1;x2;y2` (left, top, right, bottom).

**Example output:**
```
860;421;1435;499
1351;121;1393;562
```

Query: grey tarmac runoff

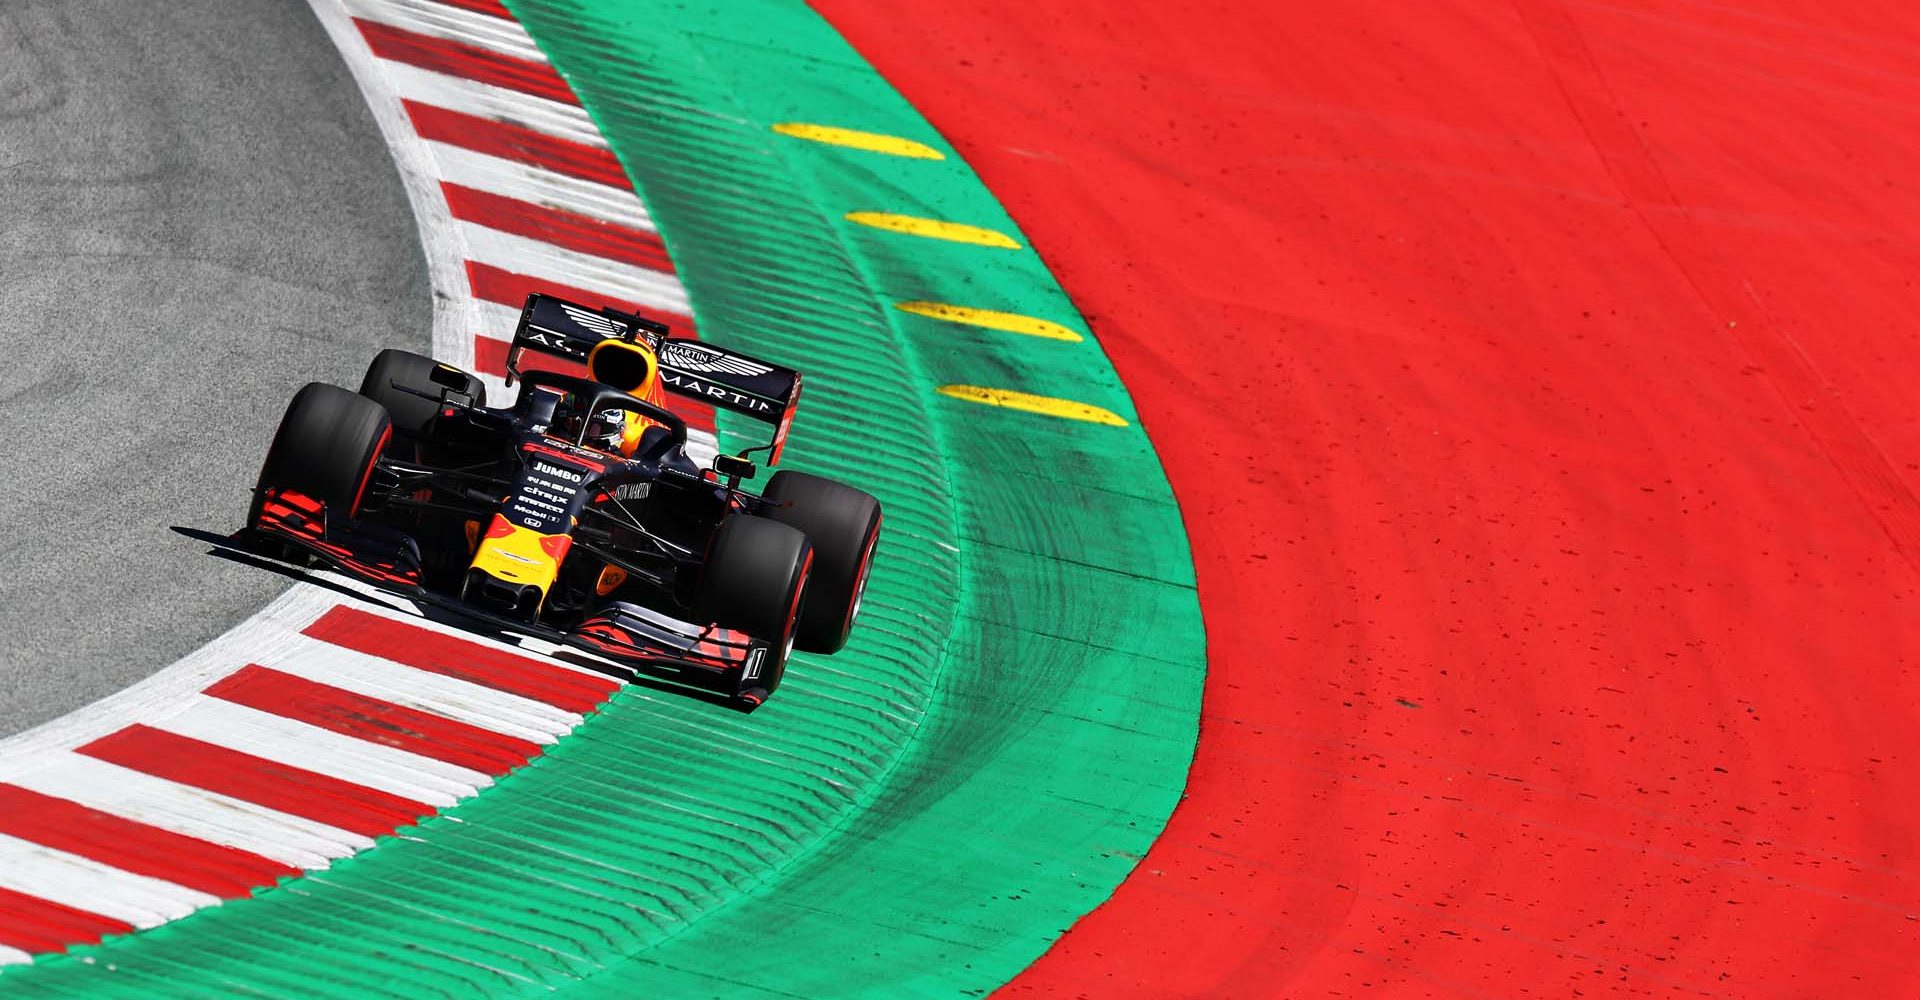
0;0;428;734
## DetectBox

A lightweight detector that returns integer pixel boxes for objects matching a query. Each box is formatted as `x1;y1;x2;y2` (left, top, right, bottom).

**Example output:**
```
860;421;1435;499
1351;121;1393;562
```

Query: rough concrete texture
0;0;428;733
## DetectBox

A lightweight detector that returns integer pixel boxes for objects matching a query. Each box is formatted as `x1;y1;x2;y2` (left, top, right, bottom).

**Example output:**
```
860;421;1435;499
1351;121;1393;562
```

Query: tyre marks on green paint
0;1;1203;996
505;1;1206;996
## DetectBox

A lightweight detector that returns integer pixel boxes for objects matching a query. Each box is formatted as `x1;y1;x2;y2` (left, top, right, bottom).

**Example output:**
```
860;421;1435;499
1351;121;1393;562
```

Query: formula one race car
237;293;882;707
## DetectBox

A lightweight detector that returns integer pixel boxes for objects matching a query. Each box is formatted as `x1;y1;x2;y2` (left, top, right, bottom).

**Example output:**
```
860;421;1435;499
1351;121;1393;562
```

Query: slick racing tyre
358;348;485;436
697;514;812;706
251;382;392;527
762;471;882;654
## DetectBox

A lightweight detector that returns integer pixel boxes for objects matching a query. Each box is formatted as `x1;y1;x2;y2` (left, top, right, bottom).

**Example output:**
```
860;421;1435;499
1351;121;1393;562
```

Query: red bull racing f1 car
237;293;882;707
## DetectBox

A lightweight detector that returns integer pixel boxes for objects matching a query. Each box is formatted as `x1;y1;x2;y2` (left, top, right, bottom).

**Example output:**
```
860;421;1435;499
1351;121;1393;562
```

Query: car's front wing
245;487;772;688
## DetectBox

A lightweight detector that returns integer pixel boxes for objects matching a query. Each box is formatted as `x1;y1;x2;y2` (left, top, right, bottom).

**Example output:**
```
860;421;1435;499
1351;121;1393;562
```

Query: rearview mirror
714;454;755;482
430;365;468;389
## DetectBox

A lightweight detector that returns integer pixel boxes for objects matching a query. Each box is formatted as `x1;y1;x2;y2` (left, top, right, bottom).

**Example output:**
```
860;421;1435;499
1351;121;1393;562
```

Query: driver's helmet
580;406;629;453
554;399;631;454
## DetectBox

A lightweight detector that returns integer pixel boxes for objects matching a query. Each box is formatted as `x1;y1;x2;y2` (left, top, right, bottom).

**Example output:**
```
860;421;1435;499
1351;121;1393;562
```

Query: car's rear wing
505;293;668;369
505;293;803;463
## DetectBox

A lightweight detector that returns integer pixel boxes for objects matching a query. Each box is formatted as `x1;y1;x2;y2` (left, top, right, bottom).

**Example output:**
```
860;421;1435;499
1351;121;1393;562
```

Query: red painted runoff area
816;1;1920;995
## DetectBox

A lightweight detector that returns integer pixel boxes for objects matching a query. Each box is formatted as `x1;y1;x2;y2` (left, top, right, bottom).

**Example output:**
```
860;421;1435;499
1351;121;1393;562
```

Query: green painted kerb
0;2;1203;997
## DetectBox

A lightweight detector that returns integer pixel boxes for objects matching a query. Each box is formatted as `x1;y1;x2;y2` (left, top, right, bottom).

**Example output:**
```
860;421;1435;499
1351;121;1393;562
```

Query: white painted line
0;590;329;764
0;833;221;929
461;222;689;314
685;430;722;468
150;697;490;807
308;0;483;373
2;755;372;870
0;0;710;957
384;60;603;146
269;633;581;742
428;140;654;230
0;945;33;966
324;596;626;681
342;0;545;63
476;298;529;341
472;298;685;357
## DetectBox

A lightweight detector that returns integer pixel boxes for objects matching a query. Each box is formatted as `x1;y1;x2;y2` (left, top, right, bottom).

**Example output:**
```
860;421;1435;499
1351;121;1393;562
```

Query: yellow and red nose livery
468;514;574;609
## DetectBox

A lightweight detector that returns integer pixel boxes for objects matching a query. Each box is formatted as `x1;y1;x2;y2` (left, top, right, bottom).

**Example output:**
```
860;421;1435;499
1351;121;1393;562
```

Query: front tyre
696;515;812;706
251;382;391;527
761;471;882;654
357;348;485;436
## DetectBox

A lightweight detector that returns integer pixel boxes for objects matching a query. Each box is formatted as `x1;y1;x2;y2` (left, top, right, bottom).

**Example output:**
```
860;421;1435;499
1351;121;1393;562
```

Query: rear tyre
357;348;484;436
762;471;882;654
696;515;812;706
251;382;391;527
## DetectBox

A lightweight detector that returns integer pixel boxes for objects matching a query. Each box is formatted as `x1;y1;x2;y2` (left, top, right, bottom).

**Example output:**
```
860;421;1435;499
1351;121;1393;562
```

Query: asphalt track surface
817;1;1920;996
0;1;426;736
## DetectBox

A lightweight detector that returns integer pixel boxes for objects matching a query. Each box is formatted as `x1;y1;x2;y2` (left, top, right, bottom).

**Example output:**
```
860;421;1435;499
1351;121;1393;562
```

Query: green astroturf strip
0;1;1202;996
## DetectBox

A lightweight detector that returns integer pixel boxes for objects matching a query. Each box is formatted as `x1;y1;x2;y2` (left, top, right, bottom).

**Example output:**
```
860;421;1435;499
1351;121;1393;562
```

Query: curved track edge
508;2;1206;995
0;0;1203;995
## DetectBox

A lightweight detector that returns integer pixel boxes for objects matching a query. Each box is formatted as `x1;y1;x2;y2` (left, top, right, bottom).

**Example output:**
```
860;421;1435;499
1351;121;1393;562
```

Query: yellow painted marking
846;212;1021;249
771;122;945;160
894;301;1084;342
937;385;1128;426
